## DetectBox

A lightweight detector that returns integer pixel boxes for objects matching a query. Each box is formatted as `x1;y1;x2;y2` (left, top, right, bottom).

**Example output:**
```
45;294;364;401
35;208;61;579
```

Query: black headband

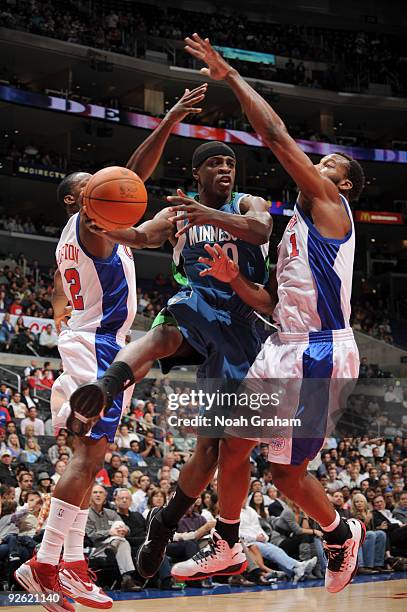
192;141;236;170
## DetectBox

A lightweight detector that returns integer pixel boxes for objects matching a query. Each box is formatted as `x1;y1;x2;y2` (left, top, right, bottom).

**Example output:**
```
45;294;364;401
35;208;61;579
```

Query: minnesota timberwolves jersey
273;194;354;333
56;213;137;345
172;193;269;316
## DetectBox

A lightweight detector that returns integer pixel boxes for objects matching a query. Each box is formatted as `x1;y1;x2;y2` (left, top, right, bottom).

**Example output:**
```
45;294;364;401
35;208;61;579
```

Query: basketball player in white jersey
15;85;207;611
181;34;366;593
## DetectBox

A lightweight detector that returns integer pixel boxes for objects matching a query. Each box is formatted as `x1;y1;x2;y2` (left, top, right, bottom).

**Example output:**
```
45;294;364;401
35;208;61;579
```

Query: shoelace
325;544;353;572
193;539;218;567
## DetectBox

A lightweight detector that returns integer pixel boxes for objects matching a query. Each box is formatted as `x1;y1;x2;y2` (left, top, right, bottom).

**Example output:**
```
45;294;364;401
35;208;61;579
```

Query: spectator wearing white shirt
358;437;385;458
20;407;44;436
39;324;58;356
338;463;366;489
51;459;67;484
239;503;317;581
115;424;139;449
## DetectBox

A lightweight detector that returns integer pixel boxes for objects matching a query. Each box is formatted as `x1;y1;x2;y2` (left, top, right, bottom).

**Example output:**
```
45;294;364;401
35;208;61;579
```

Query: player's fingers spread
198;257;212;266
199;268;212;277
185;46;205;60
203;244;218;258
214;243;224;258
175;223;193;237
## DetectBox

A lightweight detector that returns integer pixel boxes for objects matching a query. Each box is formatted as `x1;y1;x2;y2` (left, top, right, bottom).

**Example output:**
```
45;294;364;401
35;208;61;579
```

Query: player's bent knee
150;325;182;356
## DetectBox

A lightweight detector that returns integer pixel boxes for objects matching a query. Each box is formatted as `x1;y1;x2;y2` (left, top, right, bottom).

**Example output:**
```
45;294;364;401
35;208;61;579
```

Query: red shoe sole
172;560;248;582
60;586;113;609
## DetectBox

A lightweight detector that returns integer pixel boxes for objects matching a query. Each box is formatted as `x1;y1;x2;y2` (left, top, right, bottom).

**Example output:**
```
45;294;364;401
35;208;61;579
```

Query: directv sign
214;46;275;65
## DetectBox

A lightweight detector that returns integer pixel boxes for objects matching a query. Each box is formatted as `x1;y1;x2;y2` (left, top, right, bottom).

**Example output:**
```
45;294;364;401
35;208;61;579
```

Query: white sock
37;498;80;565
63;509;89;563
321;511;341;532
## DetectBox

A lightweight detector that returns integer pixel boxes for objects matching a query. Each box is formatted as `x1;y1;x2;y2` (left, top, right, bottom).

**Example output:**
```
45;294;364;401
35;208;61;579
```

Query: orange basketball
82;166;147;230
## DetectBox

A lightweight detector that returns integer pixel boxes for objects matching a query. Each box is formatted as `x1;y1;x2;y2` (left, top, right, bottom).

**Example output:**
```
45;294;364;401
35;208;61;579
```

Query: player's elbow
263;122;288;147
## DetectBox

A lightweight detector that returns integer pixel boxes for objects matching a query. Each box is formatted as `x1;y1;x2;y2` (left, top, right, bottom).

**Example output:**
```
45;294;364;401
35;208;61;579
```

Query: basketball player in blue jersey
181;34;366;592
15;86;208;611
69;147;273;579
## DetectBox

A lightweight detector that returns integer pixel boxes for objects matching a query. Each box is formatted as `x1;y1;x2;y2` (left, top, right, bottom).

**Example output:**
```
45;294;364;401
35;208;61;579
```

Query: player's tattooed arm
126;84;208;182
84;207;175;249
198;244;276;314
185;34;349;239
168;190;272;245
52;269;72;334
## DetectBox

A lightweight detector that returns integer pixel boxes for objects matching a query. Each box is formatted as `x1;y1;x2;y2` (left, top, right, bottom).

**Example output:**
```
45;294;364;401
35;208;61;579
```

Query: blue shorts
51;330;134;443
154;288;262;380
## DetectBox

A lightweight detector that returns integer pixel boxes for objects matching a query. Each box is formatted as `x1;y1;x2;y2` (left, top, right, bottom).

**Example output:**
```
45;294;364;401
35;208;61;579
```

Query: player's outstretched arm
126;84;207;182
184;35;340;208
199;244;275;314
168;189;272;244
83;207;175;249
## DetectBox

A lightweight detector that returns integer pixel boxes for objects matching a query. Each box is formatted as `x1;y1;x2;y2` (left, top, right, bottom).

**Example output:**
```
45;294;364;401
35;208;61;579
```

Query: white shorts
244;328;359;465
51;329;134;442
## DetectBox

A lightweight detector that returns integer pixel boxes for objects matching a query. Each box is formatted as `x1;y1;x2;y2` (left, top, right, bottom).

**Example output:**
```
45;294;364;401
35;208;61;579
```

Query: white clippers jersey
56;213;137;345
273;194;354;333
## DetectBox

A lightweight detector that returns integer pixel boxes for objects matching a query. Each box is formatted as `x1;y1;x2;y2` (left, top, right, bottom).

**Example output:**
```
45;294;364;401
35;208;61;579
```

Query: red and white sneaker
324;518;366;593
59;559;113;609
14;556;75;612
171;529;247;581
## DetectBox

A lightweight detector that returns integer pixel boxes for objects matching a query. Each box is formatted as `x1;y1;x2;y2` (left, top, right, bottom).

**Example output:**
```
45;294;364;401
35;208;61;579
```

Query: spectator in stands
255;444;270;478
350;493;387;573
86;484;141;591
9;297;24;316
9;392;28;419
325;465;344;493
239;501;317;581
0;450;17;486
0;384;12;402
20;387;37;411
38;324;58;356
372;494;407;552
6;433;23;462
0;314;13;347
51;460;66;485
20;407;44;436
130;475;151;514
14;473;34;505
0;398;12;427
10;320;36;355
124;441;146;469
22;437;43;465
115;424;139;450
37;473;52;496
48;433;72;465
107;471;126;502
139;431;162;459
107;453;123;482
331;491;351;518
393;491;407;524
0;428;7;455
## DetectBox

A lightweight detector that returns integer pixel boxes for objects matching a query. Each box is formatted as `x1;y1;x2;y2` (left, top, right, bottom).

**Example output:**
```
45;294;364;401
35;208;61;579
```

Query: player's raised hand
185;33;233;81
198;243;239;283
168;189;212;237
167;83;208;123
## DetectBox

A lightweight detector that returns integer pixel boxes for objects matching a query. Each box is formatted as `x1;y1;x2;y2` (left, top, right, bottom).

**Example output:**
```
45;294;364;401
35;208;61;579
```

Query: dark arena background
0;0;406;610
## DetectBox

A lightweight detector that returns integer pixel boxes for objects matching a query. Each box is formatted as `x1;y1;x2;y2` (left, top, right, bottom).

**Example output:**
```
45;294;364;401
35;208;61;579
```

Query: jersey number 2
64;269;84;310
289;233;299;258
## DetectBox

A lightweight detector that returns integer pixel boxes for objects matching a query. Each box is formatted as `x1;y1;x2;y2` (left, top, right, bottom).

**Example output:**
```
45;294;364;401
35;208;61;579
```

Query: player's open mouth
218;176;232;184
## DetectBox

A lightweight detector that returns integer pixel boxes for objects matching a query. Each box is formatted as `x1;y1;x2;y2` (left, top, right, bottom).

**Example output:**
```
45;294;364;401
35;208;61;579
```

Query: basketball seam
84;196;147;204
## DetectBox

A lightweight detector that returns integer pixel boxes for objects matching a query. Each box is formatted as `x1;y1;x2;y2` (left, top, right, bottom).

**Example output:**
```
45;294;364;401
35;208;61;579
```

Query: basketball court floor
1;574;406;612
